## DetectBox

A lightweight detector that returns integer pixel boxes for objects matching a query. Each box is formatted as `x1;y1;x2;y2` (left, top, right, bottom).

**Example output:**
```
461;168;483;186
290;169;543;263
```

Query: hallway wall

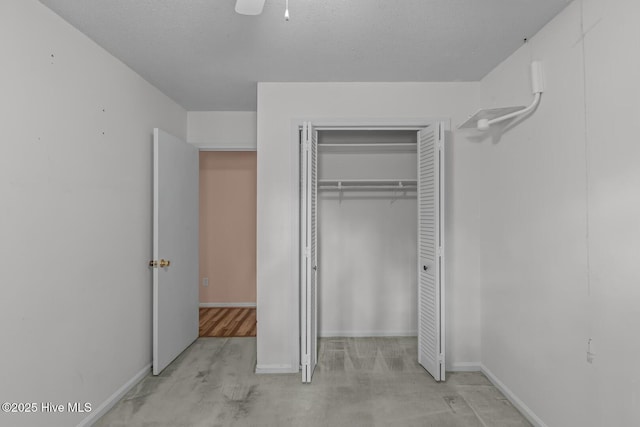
199;152;257;305
187;111;256;150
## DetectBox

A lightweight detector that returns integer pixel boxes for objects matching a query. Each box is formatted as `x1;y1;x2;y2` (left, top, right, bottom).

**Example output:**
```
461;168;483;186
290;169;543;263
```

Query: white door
417;123;446;381
152;128;199;375
300;122;318;383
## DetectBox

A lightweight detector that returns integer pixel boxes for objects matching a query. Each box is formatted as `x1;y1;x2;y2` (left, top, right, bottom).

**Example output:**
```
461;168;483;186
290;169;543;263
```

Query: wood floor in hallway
199;307;256;337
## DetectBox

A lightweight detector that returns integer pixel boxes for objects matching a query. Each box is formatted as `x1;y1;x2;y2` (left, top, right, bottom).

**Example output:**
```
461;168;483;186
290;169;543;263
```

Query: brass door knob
149;259;171;268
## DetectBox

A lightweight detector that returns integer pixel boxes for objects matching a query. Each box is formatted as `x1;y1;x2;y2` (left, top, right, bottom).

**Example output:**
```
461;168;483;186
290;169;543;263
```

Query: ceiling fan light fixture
235;0;266;16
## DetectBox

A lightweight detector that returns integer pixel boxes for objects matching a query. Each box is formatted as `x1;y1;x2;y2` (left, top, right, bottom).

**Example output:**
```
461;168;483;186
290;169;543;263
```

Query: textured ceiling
39;0;571;111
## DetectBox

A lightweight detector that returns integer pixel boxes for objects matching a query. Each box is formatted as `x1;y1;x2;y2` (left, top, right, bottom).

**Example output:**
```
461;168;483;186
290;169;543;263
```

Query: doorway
198;151;257;337
299;121;446;384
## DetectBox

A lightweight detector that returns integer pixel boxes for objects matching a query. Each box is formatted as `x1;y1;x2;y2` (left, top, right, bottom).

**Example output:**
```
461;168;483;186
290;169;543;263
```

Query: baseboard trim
255;364;298;374
319;330;417;338
449;362;481;372
77;363;151;427
480;364;548;427
199;302;256;308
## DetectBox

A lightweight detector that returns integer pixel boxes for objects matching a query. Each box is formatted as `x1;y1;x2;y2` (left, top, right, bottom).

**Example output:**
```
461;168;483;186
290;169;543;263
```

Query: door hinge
438;353;445;364
302;354;310;365
304;247;310;257
438;246;443;256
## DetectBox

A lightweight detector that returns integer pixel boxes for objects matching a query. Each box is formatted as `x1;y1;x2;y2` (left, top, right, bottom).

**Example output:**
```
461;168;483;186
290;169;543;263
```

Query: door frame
290;117;450;375
152;142;258;375
194;144;258;309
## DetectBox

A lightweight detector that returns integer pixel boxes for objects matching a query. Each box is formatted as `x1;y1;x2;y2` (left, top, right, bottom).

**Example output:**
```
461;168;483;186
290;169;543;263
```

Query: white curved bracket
477;92;541;130
460;61;545;131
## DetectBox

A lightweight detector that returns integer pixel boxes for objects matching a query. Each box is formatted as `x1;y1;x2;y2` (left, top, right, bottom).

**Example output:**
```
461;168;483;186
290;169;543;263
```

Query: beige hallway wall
199;152;257;304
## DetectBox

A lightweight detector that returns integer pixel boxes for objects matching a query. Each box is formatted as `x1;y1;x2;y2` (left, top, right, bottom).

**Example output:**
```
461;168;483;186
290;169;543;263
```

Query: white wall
256;82;483;372
187;111;256;149
318;149;417;337
0;1;186;426
478;0;640;425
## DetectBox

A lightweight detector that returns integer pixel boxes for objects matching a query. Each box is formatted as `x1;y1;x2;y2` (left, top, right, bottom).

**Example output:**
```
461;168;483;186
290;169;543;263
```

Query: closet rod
319;179;417;191
318;143;417;148
319;185;417;191
319;179;417;184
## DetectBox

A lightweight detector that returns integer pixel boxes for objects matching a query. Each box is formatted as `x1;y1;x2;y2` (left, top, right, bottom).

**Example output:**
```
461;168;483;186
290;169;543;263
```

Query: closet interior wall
317;130;418;337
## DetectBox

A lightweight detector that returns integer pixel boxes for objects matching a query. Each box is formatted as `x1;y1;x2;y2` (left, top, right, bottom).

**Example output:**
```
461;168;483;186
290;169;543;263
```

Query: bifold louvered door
417;123;445;381
301;122;318;383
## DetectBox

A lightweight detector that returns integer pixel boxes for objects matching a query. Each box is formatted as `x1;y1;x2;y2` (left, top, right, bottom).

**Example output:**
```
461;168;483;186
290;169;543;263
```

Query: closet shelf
319;179;417;191
318;143;417;153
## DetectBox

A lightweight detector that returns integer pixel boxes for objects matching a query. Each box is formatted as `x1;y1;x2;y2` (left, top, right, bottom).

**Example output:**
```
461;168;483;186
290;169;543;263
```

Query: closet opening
298;122;445;384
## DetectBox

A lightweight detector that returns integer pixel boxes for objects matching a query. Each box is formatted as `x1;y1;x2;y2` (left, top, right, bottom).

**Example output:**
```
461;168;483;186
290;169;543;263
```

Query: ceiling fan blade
235;0;266;15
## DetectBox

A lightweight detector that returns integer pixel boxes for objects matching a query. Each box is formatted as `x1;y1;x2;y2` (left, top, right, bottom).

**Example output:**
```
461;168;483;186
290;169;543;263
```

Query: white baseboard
449;362;481;372
480;364;548;427
199;302;256;308
319;330;417;338
255;364;298;374
77;363;151;427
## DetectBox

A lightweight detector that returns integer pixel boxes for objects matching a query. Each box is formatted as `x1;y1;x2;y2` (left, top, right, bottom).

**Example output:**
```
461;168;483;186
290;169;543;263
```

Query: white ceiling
39;0;571;111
